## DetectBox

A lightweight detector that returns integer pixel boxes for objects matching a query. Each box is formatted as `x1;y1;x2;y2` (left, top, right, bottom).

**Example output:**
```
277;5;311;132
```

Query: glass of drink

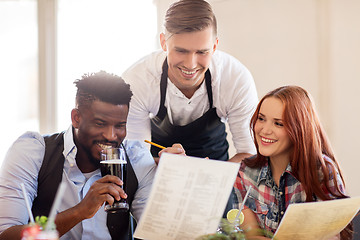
34;230;59;240
21;224;59;240
100;146;129;212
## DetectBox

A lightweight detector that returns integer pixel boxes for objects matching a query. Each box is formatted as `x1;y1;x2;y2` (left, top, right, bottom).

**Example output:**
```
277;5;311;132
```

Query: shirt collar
284;163;300;181
167;77;207;100
257;162;269;185
63;125;101;184
256;159;299;186
63;125;77;167
284;163;293;174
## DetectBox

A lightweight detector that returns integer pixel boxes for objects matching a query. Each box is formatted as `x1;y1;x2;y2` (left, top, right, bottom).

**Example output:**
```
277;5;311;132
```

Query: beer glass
100;146;129;212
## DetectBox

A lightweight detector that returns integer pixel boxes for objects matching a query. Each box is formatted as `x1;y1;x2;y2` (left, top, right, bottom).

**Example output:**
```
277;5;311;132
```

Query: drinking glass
100;146;129;212
21;224;59;240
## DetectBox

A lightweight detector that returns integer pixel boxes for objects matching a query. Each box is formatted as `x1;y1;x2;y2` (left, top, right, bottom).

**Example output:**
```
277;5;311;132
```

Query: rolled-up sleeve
0;132;45;233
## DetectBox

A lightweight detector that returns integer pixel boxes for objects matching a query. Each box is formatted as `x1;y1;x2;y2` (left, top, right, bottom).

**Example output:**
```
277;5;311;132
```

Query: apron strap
157;59;168;120
205;69;213;108
158;59;213;119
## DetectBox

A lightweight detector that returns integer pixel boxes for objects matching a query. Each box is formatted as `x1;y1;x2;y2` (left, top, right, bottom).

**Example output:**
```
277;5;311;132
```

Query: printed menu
134;153;240;240
273;196;360;240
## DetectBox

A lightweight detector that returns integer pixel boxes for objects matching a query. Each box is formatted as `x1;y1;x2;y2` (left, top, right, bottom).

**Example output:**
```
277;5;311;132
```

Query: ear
71;108;81;129
160;33;167;51
212;37;219;53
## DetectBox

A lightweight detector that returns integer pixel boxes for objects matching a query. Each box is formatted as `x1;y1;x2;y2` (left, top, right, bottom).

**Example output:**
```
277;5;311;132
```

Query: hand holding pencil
144;140;186;165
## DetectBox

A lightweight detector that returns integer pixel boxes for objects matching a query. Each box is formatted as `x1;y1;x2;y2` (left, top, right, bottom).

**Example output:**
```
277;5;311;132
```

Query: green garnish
35;216;48;229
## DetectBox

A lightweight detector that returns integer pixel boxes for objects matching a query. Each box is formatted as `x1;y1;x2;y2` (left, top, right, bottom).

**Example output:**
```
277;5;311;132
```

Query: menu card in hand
273;196;360;240
134;153;240;240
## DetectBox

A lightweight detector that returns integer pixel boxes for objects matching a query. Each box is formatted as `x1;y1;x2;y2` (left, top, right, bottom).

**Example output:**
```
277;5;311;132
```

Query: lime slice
226;209;244;224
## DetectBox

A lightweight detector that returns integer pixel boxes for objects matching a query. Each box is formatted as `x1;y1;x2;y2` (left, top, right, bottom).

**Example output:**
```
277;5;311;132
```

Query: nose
261;122;273;135
103;126;117;142
184;53;197;69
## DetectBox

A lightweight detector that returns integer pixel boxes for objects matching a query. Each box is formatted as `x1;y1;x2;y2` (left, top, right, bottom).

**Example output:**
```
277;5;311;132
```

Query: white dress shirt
122;50;258;154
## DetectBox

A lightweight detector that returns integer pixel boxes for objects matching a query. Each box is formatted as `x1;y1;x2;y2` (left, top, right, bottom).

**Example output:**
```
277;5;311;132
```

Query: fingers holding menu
157;143;186;161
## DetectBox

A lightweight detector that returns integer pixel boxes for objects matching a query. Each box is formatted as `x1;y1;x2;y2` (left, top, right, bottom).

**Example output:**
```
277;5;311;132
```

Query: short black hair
74;71;132;109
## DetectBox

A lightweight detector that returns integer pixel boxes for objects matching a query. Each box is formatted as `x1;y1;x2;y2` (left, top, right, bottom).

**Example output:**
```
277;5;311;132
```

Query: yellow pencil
144;140;166;149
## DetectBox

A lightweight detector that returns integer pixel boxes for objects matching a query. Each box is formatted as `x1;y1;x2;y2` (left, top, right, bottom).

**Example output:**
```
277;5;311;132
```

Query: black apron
150;59;229;161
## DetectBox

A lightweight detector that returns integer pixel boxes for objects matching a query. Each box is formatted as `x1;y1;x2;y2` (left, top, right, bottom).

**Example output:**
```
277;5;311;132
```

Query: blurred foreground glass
21;224;59;240
100;146;129;212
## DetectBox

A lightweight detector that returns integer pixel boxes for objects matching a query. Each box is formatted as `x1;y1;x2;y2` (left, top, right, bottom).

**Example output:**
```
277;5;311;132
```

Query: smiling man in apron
122;0;258;164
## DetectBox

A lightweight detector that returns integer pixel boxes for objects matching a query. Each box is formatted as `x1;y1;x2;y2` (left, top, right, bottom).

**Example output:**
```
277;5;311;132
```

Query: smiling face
254;97;293;164
71;100;128;168
160;27;218;98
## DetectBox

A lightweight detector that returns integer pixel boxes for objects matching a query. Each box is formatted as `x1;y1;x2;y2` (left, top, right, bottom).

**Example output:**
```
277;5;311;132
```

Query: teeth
262;137;276;143
98;144;113;149
181;69;196;75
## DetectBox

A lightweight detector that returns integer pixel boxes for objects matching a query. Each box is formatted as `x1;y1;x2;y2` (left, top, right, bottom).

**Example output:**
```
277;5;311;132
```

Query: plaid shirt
234;156;345;233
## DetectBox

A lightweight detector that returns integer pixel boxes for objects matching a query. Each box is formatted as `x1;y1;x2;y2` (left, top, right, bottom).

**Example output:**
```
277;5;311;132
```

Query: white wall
155;0;360;196
327;1;360;197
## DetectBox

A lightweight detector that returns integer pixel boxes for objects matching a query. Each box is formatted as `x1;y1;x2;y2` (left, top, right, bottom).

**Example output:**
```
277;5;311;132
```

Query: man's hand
0;175;128;239
54;175;127;236
154;143;186;165
76;175;127;219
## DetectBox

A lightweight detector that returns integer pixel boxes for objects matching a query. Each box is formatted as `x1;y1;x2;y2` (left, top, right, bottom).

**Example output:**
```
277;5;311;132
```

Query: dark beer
100;159;127;186
100;159;129;212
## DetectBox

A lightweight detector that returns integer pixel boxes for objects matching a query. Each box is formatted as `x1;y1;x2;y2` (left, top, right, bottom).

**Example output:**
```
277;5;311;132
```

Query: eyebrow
174;46;210;52
93;118;126;124
259;113;283;121
94;118;106;122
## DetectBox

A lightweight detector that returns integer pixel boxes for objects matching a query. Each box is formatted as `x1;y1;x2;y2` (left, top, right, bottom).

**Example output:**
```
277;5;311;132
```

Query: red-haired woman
235;85;352;239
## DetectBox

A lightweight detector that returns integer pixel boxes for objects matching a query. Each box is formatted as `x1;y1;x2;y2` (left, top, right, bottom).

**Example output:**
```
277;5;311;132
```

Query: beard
87;150;102;169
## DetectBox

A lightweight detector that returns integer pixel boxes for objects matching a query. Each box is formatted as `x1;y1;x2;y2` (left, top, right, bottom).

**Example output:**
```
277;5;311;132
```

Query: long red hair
244;86;352;238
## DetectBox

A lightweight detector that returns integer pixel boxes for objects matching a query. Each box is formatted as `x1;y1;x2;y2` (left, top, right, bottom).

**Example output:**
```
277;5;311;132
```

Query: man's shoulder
122;50;166;82
2;131;47;178
123;139;151;162
210;50;252;82
122;139;156;177
9;131;67;161
123;139;144;150
14;131;46;148
212;50;244;67
42;131;65;139
42;131;65;146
